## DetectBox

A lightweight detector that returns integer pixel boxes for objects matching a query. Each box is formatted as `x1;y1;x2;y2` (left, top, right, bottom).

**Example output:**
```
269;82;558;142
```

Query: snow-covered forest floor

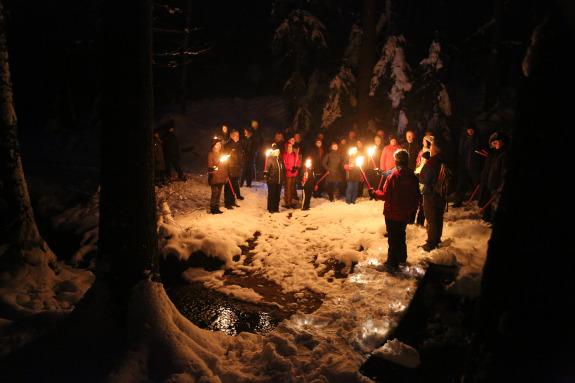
0;96;492;381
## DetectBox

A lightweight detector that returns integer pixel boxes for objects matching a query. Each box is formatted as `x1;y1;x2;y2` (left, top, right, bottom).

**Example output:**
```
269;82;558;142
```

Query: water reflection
210;307;238;336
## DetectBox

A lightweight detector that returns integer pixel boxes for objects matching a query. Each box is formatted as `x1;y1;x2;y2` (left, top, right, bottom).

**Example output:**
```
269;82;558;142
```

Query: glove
263;171;269;177
291;166;298;172
368;188;375;200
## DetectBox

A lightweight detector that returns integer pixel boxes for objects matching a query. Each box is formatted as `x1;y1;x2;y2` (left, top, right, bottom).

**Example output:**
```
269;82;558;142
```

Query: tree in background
153;0;210;113
271;1;329;131
402;39;452;137
321;65;356;134
0;0;162;380
369;35;412;136
0;2;58;311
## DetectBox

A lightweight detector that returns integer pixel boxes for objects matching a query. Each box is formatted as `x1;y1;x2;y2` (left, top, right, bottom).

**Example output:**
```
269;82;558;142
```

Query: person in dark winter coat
309;137;326;197
370;150;420;271
264;145;285;213
418;139;448;251
162;124;186;181
153;130;166;185
344;148;363;204
241;126;257;187
478;131;509;222
250;120;264;180
322;142;345;202
301;157;316;210
207;138;229;214
402;130;423;170
223;130;243;209
452;123;485;207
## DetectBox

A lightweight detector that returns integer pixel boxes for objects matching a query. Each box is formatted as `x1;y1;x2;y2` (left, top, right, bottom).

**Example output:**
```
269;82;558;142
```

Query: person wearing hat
418;139;449;251
477;131;509;222
309;137;326;198
380;134;403;173
207;138;228;214
369;149;421;271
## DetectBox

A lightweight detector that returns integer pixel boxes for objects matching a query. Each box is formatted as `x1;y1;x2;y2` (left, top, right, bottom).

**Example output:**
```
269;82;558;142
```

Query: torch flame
219;155;230;162
367;146;375;156
265;149;273;156
356;156;364;167
348;147;357;156
305;159;311;168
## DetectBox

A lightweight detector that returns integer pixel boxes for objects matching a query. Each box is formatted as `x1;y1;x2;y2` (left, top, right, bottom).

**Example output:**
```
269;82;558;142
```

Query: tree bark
0;2;56;284
464;4;575;382
99;0;159;319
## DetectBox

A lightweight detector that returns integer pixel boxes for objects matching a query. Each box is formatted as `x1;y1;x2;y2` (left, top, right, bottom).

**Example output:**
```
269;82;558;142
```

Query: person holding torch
369;149;420;271
301;157;316;210
207;138;229;214
344;147;362;204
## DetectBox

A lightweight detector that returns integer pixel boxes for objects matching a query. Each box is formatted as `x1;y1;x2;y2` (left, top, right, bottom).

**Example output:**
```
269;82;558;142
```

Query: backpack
433;162;454;199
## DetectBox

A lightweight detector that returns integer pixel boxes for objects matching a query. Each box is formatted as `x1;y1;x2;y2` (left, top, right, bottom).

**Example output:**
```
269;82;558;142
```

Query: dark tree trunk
98;0;159;319
0;2;56;283
464;4;575;382
355;0;377;134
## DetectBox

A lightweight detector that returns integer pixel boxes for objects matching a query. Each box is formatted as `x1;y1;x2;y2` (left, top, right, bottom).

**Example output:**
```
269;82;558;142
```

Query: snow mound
372;338;420;368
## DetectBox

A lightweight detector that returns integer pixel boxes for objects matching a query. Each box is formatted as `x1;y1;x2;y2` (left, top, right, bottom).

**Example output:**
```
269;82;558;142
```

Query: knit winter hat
423;135;434;148
211;137;221;148
388;134;397;141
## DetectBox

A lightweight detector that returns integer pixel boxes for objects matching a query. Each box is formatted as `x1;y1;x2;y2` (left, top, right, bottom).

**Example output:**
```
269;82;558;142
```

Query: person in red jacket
380;135;403;172
370;150;421;271
282;141;301;208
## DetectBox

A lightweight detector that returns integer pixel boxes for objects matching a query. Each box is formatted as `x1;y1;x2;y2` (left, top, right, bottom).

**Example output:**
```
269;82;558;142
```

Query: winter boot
214;205;223;214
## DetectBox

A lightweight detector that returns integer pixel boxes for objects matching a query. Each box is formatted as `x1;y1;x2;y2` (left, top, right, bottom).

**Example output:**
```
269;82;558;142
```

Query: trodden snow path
151;177;491;381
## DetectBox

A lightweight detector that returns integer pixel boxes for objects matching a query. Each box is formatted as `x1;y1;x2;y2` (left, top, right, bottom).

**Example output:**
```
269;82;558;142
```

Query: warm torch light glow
356;156;364;167
348;147;357;156
219;155;230;162
305;159;312;168
367;146;375;156
266;149;273;156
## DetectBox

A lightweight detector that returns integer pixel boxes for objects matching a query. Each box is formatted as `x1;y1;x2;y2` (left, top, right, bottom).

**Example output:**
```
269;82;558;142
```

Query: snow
0;96;492;382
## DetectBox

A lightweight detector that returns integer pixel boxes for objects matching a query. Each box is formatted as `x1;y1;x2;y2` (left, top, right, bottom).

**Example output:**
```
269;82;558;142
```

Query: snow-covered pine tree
321;65;357;133
369;35;412;137
272;7;328;125
403;39;452;137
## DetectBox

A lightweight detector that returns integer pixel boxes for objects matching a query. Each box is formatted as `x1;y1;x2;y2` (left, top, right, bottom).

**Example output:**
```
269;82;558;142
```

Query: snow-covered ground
0;96;491;382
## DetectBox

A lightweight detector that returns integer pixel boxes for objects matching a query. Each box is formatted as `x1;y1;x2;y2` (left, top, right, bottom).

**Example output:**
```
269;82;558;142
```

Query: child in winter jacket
370;149;420;271
301;157;316;210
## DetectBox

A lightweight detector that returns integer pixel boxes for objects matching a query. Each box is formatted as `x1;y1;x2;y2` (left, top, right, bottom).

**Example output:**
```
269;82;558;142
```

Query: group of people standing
206;121;509;270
